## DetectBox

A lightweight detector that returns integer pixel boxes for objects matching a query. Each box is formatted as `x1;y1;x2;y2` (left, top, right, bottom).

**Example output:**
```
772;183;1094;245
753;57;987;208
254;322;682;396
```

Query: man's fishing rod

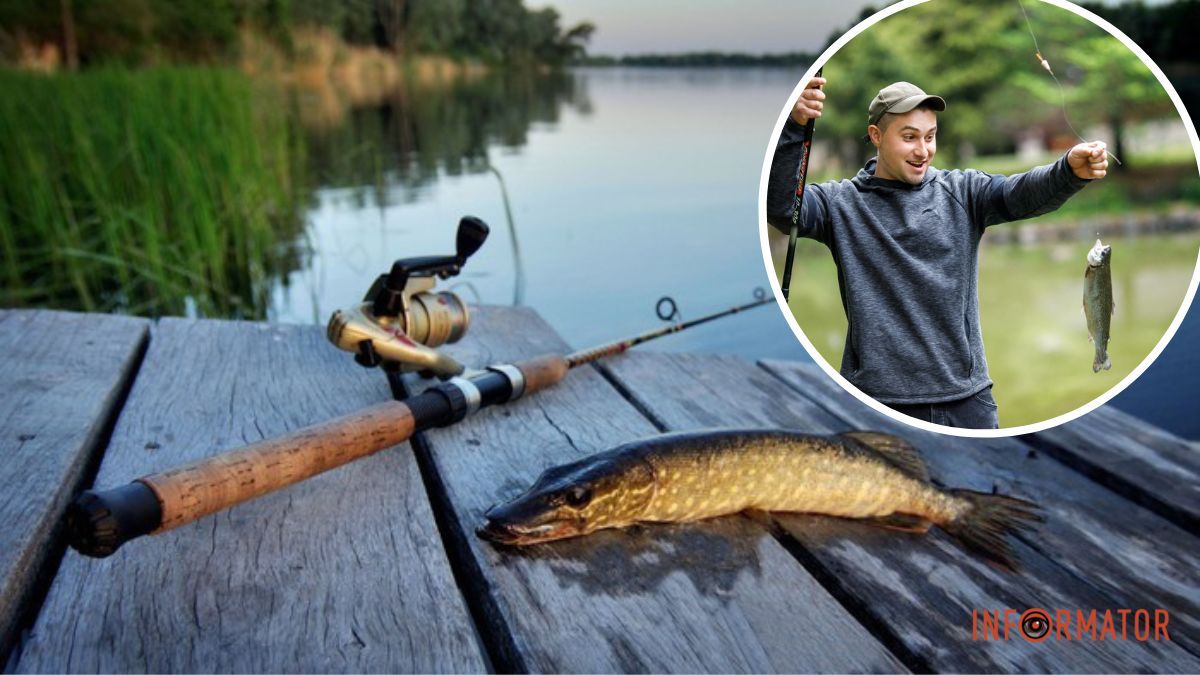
65;271;771;558
780;67;822;302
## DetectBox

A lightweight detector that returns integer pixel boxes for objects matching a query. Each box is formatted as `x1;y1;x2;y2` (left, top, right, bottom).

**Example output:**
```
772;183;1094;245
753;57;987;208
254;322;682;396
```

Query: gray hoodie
767;119;1089;404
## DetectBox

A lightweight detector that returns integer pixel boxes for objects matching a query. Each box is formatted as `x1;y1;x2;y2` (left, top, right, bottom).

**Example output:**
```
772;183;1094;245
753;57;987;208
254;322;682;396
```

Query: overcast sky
536;0;1174;56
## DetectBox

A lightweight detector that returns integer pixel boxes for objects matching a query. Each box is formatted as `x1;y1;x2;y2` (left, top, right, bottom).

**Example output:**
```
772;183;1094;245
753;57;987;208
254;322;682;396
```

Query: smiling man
767;79;1109;429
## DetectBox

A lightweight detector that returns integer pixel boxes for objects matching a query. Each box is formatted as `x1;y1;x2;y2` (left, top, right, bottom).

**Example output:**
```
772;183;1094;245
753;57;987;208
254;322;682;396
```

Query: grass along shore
0;67;306;317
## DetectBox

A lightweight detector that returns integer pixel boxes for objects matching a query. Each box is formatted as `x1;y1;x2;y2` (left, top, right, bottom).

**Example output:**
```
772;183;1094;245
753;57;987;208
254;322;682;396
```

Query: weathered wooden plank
602;353;1200;672
1027;406;1199;533
16;318;485;673
759;359;1200;668
0;310;148;664
420;307;906;672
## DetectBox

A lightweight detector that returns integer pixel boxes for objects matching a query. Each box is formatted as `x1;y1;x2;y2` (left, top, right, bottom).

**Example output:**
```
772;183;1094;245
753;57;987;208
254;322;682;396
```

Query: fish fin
943;489;1043;572
862;512;932;534
838;431;931;483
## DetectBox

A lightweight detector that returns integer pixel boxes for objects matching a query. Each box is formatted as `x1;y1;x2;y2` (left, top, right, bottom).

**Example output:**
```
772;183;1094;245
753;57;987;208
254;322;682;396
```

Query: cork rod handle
67;399;416;557
515;354;570;395
68;353;572;559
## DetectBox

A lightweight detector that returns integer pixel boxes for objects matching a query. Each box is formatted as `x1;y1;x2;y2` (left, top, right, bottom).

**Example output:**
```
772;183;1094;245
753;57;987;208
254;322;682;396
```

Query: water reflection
301;69;592;198
275;66;810;364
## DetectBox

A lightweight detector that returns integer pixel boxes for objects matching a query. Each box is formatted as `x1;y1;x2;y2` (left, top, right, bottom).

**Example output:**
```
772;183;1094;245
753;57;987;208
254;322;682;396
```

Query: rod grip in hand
66;400;415;558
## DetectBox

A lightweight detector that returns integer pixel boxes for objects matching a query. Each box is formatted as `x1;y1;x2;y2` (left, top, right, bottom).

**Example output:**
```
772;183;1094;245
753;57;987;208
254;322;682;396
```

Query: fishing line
1014;0;1121;165
487;164;527;306
445;280;483;304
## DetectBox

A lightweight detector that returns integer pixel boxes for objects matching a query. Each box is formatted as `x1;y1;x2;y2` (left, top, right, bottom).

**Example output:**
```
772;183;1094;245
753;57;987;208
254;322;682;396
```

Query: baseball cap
868;82;946;126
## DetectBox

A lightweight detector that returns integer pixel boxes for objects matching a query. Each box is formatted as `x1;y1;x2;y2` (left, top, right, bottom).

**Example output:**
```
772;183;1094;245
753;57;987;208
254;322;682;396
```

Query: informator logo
972;608;1171;642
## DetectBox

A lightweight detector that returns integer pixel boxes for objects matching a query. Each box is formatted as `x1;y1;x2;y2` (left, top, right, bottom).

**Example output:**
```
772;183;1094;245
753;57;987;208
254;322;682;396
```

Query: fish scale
479;428;1043;570
641;436;930;521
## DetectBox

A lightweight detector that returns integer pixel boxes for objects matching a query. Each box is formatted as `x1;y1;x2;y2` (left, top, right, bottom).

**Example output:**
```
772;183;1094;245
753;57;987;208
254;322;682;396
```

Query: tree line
806;0;1190;170
0;0;596;69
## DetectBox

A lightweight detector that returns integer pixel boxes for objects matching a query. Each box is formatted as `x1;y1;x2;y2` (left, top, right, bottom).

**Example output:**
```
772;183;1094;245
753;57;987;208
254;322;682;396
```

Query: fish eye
564;486;592;508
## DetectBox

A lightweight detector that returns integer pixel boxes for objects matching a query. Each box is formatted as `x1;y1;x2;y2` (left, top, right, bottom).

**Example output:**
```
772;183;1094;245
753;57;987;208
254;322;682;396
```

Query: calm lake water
264;65;1199;437
1113;298;1200;437
270;67;810;362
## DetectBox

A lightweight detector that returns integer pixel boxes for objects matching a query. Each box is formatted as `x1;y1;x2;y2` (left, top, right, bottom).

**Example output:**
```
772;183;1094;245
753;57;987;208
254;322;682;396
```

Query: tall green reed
0;67;306;318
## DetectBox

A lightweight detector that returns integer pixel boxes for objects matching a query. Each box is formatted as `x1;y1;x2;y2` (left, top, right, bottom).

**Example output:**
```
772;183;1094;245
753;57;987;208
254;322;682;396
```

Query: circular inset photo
759;0;1200;436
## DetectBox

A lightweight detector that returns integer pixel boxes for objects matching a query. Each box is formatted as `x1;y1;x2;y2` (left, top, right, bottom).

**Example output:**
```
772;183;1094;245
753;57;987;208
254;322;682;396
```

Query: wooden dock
0;307;1197;672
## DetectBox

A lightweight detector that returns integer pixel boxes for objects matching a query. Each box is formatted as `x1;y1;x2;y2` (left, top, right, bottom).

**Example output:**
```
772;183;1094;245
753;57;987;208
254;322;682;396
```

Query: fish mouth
1087;241;1111;266
477;500;585;545
476;518;581;546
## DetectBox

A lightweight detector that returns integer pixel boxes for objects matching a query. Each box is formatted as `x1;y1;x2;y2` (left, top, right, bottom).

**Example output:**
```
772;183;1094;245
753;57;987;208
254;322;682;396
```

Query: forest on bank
0;0;596;68
1;0;1196;83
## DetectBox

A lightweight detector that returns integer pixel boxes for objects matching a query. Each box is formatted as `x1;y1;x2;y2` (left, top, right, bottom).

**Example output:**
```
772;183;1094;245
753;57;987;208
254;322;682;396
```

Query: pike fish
1084;239;1114;373
478;429;1042;570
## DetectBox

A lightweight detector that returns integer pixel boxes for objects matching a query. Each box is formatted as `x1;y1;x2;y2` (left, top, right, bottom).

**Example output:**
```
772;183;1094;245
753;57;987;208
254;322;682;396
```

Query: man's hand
1068;141;1109;180
790;76;826;126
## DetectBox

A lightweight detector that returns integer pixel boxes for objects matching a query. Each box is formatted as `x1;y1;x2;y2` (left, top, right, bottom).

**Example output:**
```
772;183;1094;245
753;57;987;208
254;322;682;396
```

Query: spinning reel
326;216;489;382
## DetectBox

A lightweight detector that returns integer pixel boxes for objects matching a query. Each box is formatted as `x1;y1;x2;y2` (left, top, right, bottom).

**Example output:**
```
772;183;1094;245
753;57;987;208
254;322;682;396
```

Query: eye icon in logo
1020;608;1051;642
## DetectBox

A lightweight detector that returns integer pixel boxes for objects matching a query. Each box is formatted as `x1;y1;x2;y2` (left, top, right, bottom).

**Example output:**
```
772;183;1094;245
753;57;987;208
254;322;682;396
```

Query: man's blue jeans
888;385;1000;430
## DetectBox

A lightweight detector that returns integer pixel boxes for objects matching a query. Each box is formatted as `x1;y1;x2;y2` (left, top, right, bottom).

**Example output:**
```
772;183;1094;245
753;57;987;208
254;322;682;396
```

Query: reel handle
65;353;569;558
369;216;489;318
456;216;489;263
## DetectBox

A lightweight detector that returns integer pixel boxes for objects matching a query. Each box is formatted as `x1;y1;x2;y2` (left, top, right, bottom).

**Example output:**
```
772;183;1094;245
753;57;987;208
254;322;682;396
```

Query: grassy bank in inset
0;67;306;317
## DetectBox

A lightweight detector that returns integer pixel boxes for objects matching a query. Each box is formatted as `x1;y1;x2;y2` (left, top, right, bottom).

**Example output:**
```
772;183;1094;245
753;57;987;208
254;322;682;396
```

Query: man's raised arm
766;76;829;241
972;141;1109;227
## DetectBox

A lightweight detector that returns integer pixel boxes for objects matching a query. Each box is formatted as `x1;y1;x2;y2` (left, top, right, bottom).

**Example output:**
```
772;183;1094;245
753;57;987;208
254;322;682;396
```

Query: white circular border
757;0;1200;438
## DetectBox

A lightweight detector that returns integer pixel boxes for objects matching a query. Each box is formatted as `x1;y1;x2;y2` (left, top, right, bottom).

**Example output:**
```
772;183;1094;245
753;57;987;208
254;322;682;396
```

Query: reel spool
327;216;489;378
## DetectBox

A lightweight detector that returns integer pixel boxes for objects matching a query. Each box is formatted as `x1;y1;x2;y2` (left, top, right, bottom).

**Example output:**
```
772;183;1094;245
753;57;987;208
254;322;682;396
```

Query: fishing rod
781;67;822;301
567;290;768;368
64;223;771;558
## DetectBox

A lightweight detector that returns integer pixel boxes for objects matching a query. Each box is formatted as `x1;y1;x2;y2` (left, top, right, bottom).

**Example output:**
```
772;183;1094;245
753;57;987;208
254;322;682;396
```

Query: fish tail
942;490;1043;572
1093;350;1111;373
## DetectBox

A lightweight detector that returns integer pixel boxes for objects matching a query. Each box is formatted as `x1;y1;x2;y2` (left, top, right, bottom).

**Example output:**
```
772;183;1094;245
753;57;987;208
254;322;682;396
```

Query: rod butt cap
66;482;162;558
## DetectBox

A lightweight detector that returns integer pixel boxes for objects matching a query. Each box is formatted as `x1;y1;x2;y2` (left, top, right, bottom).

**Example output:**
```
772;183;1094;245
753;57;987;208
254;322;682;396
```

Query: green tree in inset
1012;31;1168;169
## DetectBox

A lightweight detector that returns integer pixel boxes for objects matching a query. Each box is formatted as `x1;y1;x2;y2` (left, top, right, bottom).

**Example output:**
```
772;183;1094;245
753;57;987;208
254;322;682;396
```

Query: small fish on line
1084;238;1114;372
478;429;1043;571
